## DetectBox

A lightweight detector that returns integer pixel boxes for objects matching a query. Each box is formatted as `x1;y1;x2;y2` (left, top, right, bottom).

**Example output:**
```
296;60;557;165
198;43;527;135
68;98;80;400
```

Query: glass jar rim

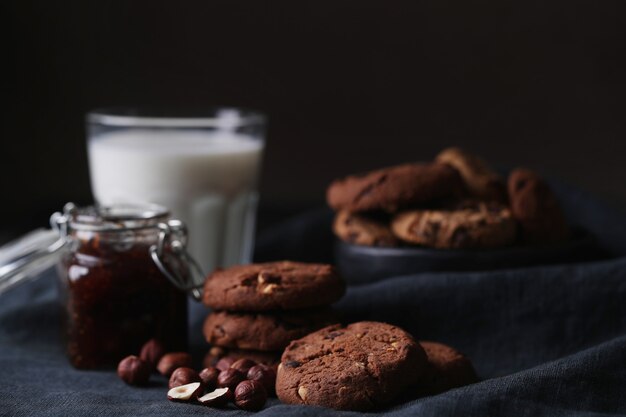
67;203;170;232
87;107;266;129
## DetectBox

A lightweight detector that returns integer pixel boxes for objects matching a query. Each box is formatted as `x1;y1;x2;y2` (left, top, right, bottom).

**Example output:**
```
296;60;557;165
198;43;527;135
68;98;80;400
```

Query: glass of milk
86;108;265;276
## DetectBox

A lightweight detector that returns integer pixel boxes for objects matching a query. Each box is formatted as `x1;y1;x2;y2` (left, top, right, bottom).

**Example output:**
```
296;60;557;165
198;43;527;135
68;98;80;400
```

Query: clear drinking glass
86;108;266;274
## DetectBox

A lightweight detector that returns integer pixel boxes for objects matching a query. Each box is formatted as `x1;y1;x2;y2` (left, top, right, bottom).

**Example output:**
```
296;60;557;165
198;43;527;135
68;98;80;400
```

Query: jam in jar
55;204;189;369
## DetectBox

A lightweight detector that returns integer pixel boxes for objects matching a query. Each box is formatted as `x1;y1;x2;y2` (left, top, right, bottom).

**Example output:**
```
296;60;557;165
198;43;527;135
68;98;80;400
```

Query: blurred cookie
276;322;428;411
326;163;464;213
202;261;345;311
391;200;516;249
420;341;477;394
203;309;337;352
508;168;568;243
333;210;397;247
203;346;280;369
436;147;507;202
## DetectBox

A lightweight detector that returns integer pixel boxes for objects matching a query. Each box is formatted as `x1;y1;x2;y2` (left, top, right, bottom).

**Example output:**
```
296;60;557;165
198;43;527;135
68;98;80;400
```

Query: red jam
58;231;187;369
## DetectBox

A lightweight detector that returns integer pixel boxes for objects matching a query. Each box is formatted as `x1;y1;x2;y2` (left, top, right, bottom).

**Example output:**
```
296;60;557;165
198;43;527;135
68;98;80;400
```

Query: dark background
2;0;625;238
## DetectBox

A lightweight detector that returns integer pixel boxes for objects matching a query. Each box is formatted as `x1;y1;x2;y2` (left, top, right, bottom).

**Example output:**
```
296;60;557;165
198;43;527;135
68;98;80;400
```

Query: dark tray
335;229;608;285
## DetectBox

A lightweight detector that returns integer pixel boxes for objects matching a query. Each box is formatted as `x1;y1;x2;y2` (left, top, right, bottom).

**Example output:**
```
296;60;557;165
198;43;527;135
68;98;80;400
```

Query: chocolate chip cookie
333;210;398;247
391;200;516;249
508;168;569;243
202;261;345;311
420;341;477;394
203;309;337;352
326;163;465;213
276;322;428;411
436;147;507;202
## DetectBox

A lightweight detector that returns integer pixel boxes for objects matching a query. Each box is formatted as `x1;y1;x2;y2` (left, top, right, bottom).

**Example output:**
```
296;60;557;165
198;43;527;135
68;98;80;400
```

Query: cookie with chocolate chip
420;341;477;394
391;200;516;249
326;163;465;213
202;261;345;311
276;321;428;411
436;147;507;202
203;309;337;352
508;168;569;243
333;210;398;247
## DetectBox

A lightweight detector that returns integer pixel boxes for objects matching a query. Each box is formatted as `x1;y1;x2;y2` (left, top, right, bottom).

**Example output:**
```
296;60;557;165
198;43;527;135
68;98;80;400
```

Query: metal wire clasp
150;220;204;301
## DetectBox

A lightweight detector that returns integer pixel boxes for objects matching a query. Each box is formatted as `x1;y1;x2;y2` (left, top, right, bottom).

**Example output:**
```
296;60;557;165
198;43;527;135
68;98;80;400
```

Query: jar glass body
57;226;188;369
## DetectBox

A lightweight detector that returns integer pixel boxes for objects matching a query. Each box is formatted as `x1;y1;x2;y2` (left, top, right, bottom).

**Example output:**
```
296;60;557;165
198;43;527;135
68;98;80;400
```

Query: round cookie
203;346;280;369
391;200;516;249
276;322;428;411
326;163;465;213
508;168;569;244
203;309;337;352
436;147;507;202
202;261;345;311
333;210;398;247
420;341;477;394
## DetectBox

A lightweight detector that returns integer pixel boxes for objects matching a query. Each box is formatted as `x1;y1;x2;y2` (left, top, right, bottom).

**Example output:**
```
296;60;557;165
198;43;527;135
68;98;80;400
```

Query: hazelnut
167;382;203;402
139;338;166;370
169;367;201;389
215;356;236;371
230;358;257;374
234;380;267;411
117;355;151;386
199;367;220;391
157;352;193;377
217;368;245;390
247;364;276;395
198;387;233;407
298;386;308;401
203;346;226;368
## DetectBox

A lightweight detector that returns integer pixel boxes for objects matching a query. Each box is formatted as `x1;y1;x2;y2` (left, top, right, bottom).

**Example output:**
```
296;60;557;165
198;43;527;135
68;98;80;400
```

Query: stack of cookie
201;261;345;368
328;147;569;250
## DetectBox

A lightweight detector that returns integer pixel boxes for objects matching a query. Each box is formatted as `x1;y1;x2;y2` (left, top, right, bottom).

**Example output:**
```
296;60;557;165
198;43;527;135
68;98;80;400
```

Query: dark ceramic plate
335;229;607;285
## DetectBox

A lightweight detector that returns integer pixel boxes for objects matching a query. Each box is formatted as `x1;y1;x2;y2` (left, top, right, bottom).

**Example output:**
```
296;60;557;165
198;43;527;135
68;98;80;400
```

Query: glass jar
0;202;205;370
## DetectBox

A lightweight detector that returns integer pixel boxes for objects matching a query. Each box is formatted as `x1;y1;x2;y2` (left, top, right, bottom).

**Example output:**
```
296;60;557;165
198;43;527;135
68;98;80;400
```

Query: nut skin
199;367;220;391
217;368;245;390
169;367;201;389
230;358;257;374
117;355;151;386
215;356;236;371
234;380;268;411
139;339;166;370
247;364;276;395
157;352;193;377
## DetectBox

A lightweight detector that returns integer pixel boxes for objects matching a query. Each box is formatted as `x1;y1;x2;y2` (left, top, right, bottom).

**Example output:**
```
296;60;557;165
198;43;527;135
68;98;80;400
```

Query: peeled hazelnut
215;356;236;371
230;358;257;374
157;352;193;377
167;382;203;402
217;368;245;390
117;355;151;386
169;367;201;389
234;380;267;411
247;364;276;395
198;387;233;407
139;338;166;370
298;386;308;401
199;367;220;391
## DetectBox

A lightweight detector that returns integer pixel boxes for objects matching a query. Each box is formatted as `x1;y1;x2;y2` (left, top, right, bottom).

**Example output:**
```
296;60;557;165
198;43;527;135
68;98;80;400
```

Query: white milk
88;129;264;274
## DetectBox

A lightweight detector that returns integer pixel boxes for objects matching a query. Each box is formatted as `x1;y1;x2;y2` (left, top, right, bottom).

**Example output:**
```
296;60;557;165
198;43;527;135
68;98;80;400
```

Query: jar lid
0;203;204;299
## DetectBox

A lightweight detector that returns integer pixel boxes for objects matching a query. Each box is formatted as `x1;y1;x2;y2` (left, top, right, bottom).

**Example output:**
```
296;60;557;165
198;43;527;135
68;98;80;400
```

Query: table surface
2;182;626;416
